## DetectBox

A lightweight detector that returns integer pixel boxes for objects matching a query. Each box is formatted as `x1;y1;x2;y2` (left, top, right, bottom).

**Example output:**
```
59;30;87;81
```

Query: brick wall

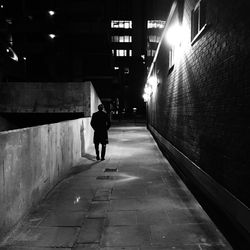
148;0;250;207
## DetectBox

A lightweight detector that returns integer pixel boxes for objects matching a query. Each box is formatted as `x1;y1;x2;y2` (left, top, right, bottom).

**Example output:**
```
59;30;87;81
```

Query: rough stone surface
0;82;91;114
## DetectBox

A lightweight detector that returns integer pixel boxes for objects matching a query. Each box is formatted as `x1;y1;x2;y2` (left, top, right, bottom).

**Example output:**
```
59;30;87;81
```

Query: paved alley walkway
0;124;232;250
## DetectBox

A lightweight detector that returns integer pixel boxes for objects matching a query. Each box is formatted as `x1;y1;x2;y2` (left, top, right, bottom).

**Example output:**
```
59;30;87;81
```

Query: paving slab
166;208;212;224
78;218;104;243
109;199;141;211
87;201;110;218
150;223;230;247
136;209;170;225
111;188;146;199
93;189;112;201
47;185;94;200
5;227;78;248
101;225;150;247
41;196;90;212
140;196;200;211
39;211;85;227
106;211;137;226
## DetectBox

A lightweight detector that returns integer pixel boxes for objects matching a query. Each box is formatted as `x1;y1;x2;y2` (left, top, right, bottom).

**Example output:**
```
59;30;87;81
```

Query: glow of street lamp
49;34;56;39
165;23;183;46
48;10;55;16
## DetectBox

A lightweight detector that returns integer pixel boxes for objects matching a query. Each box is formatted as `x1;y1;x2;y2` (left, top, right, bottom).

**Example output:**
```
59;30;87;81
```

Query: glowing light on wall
148;76;157;87
143;76;159;102
143;83;151;102
48;10;55;16
165;23;183;46
145;84;151;95
165;22;190;65
49;34;56;39
149;76;158;93
143;93;149;102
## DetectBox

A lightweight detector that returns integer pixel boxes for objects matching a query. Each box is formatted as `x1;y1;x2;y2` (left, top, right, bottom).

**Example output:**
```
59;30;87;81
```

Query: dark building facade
0;0;113;102
145;0;250;240
0;0;173;118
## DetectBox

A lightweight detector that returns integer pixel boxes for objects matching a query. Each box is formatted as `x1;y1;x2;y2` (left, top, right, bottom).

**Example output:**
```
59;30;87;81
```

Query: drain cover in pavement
104;168;118;172
96;176;115;180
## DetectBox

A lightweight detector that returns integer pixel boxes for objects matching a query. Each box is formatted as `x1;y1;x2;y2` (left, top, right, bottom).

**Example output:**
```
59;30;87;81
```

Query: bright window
113;50;132;57
111;36;132;43
147;20;165;29
148;35;161;43
147;49;156;57
116;49;127;57
191;0;206;41
111;20;132;29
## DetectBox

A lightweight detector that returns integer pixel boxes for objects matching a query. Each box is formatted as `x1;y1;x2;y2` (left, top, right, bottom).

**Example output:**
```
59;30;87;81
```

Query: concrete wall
0;81;92;115
0;82;100;238
146;0;250;238
0;81;95;132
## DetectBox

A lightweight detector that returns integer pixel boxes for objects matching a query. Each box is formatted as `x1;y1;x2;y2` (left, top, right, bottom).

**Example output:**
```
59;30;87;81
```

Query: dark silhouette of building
144;0;250;244
0;0;172;117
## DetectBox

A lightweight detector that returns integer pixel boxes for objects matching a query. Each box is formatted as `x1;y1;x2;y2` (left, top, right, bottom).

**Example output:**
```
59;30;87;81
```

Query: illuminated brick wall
147;0;250;207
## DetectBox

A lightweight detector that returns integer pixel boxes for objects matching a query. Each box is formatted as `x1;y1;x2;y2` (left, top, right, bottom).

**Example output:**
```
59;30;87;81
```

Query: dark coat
90;111;111;144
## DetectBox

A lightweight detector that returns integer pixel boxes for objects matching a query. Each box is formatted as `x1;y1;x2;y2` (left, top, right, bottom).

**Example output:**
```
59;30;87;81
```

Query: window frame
147;49;156;57
113;49;132;57
111;35;132;43
169;48;175;70
148;35;161;43
147;20;165;29
116;49;127;57
111;20;132;29
191;0;207;44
